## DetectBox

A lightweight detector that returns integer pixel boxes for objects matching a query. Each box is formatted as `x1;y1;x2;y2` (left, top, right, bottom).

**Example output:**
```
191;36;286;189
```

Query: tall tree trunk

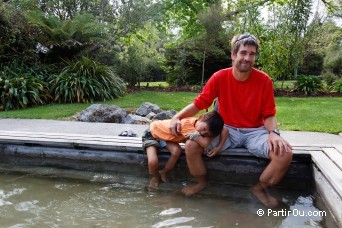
201;49;206;86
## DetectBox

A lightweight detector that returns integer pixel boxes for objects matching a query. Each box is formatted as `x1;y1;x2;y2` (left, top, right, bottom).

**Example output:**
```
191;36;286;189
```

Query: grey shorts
141;127;167;152
207;125;269;158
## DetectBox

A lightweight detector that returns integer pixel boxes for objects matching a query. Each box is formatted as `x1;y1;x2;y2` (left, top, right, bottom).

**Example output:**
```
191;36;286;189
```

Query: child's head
195;111;224;137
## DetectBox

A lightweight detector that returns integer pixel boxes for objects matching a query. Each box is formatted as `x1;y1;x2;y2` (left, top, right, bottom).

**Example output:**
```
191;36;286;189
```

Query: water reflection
0;163;336;227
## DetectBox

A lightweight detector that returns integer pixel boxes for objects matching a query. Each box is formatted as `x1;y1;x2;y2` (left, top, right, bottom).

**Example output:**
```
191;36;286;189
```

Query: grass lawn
0;90;341;134
274;80;295;89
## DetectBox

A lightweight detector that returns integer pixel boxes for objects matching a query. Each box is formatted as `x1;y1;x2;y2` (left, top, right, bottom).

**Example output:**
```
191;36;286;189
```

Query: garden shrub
0;3;39;65
0;62;50;110
49;57;126;103
323;47;342;76
294;75;322;95
332;79;342;93
322;71;338;86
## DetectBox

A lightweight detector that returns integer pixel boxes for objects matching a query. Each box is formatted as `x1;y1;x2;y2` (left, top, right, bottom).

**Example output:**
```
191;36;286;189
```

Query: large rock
123;114;151;125
77;104;127;123
135;102;161;116
153;110;177;120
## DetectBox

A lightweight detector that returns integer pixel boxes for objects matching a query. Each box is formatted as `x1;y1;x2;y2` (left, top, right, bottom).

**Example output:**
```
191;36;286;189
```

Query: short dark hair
200;111;224;137
231;33;260;55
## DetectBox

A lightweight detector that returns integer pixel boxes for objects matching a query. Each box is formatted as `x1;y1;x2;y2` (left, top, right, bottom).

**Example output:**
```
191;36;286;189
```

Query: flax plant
49;57;126;103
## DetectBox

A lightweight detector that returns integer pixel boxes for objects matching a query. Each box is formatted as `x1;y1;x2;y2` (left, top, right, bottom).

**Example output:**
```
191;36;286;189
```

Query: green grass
0;91;341;134
139;81;169;87
276;97;342;134
274;80;295;89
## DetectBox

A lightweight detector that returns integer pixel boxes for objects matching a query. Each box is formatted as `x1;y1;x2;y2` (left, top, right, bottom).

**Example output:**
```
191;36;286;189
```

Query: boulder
153;110;177;120
76;104;127;123
123;114;151;125
146;112;156;120
135;102;161;116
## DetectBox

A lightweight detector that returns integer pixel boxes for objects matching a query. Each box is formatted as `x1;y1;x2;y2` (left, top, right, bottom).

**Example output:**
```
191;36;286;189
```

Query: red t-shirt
194;67;276;128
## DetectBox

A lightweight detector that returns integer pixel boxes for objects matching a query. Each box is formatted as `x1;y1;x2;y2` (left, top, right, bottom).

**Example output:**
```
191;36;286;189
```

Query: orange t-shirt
150;117;197;143
194;67;276;128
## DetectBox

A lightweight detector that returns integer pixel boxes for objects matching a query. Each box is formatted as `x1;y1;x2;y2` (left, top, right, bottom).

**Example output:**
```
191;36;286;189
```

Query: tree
26;11;107;63
198;4;225;85
234;0;312;81
116;22;166;86
0;2;39;65
302;15;341;76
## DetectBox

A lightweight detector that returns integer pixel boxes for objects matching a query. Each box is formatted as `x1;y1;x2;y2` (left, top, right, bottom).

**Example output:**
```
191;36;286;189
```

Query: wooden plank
313;166;342;225
311;150;342;197
335;145;342;155
322;148;342;171
0;136;141;145
0;135;144;150
0;131;143;144
0;130;324;156
0;131;143;142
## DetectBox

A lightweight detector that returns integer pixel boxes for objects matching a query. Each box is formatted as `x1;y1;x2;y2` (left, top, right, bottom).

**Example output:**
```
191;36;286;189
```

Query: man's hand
268;133;292;156
169;117;181;136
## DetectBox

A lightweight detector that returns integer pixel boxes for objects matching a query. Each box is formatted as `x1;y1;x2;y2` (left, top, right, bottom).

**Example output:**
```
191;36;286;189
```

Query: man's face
231;44;257;73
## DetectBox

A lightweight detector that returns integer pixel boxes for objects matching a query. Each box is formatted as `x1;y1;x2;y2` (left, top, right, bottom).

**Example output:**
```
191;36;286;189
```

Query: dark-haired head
200;111;224;137
231;33;260;55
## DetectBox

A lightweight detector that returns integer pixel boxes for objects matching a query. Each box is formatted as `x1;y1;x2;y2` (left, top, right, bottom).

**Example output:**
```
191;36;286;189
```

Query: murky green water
0;163;336;228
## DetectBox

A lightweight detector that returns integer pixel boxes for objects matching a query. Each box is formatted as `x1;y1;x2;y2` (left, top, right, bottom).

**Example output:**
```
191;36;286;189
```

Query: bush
49;57;126;103
0;3;39;65
323;47;342;75
322;71;338;86
332;79;342;93
0;62;50;110
294;75;322;95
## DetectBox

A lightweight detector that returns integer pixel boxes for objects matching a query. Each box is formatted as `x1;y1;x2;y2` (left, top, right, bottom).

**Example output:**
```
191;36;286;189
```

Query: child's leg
159;142;182;182
146;146;159;188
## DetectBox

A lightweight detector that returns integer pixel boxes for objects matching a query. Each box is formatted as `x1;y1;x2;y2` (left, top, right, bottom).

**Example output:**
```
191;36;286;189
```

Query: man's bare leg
181;140;207;196
250;182;280;208
259;148;293;186
251;149;292;207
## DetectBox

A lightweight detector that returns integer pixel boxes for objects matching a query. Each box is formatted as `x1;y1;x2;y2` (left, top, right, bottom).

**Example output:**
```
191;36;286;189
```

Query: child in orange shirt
142;111;228;189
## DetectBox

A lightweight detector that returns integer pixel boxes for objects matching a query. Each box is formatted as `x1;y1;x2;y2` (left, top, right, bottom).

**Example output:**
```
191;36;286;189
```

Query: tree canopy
1;0;341;85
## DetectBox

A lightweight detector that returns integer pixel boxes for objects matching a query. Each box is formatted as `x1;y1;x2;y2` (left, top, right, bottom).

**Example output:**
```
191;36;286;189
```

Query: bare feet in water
181;181;207;196
159;170;169;183
149;175;159;189
250;182;279;208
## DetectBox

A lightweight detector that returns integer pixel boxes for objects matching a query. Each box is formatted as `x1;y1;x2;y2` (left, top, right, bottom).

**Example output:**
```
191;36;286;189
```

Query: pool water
0;163;337;228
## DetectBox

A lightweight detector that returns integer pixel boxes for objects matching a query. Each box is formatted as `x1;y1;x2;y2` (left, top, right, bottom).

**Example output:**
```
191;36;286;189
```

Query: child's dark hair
201;111;224;137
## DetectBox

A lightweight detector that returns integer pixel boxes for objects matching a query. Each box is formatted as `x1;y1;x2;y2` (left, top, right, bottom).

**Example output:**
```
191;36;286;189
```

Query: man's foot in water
181;180;207;196
250;182;279;208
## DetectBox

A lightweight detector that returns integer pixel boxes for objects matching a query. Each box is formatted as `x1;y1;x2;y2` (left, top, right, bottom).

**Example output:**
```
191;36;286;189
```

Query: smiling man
169;33;293;201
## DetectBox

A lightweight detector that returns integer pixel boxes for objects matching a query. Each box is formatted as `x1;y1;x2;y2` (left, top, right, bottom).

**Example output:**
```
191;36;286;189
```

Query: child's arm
185;131;212;148
206;127;229;157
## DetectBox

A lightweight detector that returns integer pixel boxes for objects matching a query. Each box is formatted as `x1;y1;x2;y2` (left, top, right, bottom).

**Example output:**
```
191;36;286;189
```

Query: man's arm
169;103;200;136
264;116;292;156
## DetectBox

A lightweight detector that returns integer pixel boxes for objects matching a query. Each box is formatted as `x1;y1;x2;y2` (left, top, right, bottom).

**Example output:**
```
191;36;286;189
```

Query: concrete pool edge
0;130;341;225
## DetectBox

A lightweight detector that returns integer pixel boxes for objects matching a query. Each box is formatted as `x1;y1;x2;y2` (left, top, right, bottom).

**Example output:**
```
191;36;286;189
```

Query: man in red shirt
169;33;292;205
